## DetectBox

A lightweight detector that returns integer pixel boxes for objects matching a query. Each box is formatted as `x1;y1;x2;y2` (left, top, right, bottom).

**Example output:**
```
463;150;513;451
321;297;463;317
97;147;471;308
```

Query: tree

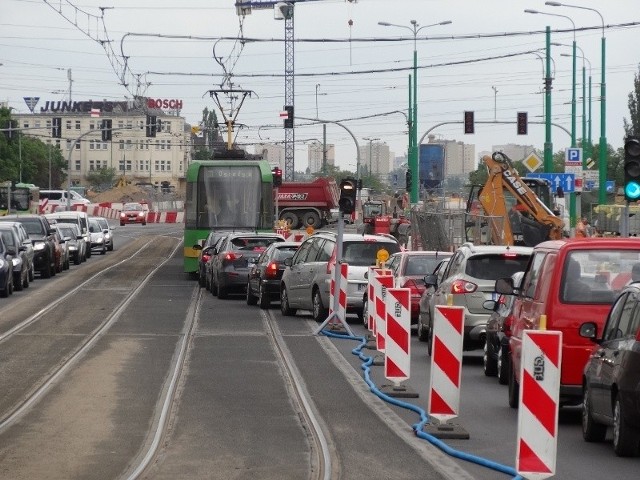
624;63;640;138
86;167;117;190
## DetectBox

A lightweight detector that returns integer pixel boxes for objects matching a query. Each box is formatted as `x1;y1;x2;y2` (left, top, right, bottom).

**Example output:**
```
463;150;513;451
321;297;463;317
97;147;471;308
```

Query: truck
275;177;340;229
466;152;565;247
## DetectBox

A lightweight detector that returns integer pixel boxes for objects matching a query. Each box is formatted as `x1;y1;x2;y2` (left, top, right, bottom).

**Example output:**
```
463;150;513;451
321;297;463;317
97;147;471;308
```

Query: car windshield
58;227;75;238
12;218;44;235
96;218;108;229
230;237;282;252
404;255;449;276
124;204;143;211
465;254;530;281
273;246;299;261
342;241;401;267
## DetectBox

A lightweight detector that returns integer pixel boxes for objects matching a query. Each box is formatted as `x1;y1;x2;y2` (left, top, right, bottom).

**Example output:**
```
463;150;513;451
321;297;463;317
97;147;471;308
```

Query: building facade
491;143;536;162
358;141;391;179
424;135;476;178
307;142;335;174
255;143;286;169
13;98;191;187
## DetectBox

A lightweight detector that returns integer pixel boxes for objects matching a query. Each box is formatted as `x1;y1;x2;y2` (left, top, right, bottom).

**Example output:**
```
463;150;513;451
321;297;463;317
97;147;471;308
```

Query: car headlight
33;242;46;251
120;213;126;218
0;259;5;268
12;257;22;267
95;238;104;244
104;233;111;240
138;212;144;217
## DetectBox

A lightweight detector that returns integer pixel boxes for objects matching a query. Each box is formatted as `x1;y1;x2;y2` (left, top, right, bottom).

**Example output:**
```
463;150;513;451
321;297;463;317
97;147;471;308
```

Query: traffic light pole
314;214;354;336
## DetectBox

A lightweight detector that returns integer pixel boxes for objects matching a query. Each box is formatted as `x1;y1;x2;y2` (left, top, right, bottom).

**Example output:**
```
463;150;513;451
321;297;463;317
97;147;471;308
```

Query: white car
88;218;107;255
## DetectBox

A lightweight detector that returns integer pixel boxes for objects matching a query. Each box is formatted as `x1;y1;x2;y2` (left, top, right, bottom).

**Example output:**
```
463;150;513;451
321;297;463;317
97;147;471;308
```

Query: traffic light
52;117;62;138
464;111;474;134
101;119;112;141
272;167;283;187
405;169;412;191
517;112;528;135
283;105;294;129
146;115;157;137
338;177;357;214
624;137;640;202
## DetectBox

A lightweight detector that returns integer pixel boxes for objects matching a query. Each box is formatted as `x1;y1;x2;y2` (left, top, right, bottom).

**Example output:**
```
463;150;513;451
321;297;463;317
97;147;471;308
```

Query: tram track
0;236;182;434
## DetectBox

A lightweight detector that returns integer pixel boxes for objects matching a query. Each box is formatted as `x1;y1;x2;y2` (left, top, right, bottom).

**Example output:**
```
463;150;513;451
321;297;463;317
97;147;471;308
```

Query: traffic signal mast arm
478;153;564;246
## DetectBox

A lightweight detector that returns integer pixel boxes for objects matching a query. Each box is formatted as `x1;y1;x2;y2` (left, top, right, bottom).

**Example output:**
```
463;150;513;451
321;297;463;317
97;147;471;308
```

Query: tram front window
198;166;262;229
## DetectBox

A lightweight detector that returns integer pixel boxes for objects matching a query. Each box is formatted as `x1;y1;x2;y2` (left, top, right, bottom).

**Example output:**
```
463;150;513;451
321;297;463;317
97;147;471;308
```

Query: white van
40;190;90;209
45;211;93;258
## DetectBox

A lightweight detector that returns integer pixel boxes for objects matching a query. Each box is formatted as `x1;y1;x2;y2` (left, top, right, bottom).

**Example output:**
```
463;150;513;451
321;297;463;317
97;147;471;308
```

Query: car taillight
502;314;514;337
224;252;240;262
202;254;211;264
636;327;640;342
402;279;423;296
265;261;278;278
451;279;477;294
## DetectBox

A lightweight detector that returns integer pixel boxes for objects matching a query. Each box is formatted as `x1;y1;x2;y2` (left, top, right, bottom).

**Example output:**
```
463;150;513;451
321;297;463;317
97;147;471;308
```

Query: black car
246;241;301;309
207;233;285;299
580;281;640;457
0;215;57;278
482;271;524;384
193;229;238;288
0;225;30;291
0;235;14;297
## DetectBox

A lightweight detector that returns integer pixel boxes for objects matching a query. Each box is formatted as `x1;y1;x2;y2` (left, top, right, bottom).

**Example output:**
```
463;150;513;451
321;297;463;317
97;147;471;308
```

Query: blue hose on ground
321;329;523;480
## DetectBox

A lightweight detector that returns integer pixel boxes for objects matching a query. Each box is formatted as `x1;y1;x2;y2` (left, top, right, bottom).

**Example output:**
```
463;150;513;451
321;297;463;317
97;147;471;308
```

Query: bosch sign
147;98;183;110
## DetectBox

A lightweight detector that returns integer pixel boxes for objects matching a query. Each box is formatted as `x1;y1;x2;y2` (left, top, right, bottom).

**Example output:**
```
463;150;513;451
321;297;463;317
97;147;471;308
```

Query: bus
0;183;40;216
183;159;274;274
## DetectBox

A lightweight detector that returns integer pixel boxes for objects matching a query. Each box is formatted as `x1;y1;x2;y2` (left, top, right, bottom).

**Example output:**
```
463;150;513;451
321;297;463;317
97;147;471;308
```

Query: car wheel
582;383;607;442
0;277;10;297
86;249;92;258
14;273;23;291
613;396;640;457
312;288;328;322
198;268;206;288
258;284;270;309
28;265;34;282
362;297;369;328
483;338;498;377
427;328;433;356
210;273;218;296
497;345;510;385
217;276;228;299
280;286;297;316
41;254;52;278
417;316;429;342
101;247;106;255
108;244;114;252
74;253;81;265
508;362;519;409
246;281;258;305
23;271;30;289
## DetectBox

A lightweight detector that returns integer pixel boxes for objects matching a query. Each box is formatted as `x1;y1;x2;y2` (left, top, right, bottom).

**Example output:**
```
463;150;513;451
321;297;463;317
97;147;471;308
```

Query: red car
120;203;148;226
385;250;453;324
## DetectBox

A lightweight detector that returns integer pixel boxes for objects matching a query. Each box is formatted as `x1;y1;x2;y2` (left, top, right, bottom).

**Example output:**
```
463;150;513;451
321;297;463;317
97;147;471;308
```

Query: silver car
424;242;532;354
88;218;107;255
280;232;401;322
92;216;114;251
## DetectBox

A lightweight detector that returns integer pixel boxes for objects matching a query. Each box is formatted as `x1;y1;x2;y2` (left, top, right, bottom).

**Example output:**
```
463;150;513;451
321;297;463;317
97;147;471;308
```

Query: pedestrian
575;217;589;238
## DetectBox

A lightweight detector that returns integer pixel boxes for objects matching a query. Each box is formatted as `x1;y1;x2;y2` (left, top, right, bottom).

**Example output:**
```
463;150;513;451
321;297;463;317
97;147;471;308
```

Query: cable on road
320;329;524;480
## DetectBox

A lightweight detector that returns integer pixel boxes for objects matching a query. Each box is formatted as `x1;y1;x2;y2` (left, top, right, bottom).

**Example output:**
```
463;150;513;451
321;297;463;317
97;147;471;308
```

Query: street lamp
378;19;452;204
315;83;321;118
363;137;379;180
525;9;577;148
547;1;607;203
561;49;591;154
491;86;498;120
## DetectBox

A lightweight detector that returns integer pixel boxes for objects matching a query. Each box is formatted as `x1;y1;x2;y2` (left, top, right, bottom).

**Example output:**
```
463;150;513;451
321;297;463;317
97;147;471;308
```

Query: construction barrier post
374;273;394;353
516;330;562;480
425;305;469;439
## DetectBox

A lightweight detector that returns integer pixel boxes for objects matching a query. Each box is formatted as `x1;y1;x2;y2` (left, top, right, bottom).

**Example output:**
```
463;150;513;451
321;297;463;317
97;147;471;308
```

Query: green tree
624;62;640;138
86;167;117;190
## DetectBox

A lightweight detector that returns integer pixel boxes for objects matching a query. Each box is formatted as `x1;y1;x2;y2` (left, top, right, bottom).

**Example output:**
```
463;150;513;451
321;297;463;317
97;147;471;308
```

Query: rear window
41;191;63;201
342;241;401;267
230;236;282;251
405;256;449;276
273;246;299;261
465;254;530;281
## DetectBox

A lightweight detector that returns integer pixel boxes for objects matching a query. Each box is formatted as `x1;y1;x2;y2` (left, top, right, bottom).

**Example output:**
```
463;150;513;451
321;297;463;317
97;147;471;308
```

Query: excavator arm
478;152;564;246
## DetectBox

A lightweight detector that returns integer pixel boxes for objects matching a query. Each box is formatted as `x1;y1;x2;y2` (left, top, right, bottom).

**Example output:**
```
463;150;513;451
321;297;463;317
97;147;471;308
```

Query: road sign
523;152;543;173
606;180;615;193
565;147;582;165
526;173;575;193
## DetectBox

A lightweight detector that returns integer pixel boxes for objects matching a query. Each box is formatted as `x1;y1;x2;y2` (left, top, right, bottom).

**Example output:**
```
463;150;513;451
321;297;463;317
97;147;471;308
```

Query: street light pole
492;86;498;120
363;137;379;181
378;19;452;205
547;1;607;203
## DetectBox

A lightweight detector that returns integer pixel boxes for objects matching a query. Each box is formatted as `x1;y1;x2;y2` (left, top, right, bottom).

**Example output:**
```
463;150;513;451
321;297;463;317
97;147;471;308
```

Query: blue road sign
526;173;575;193
565;147;582;163
606;180;615;193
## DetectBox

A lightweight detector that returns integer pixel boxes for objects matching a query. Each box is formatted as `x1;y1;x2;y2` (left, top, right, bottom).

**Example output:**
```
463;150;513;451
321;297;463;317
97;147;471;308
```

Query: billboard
419;144;445;190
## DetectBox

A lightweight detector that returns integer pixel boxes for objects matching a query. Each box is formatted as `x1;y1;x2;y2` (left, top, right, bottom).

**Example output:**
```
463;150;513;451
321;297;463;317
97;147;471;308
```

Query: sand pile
88;185;153;205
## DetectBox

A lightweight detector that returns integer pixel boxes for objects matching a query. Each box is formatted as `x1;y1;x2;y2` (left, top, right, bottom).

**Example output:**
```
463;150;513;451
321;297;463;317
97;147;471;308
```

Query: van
40;190;90;209
496;237;640;407
45;211;92;258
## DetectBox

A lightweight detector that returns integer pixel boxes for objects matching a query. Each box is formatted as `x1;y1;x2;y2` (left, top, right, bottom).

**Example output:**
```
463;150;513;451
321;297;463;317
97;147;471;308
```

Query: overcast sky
2;0;639;171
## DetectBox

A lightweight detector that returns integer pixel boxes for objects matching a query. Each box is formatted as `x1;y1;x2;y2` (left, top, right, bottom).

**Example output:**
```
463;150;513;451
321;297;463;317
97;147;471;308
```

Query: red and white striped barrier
367;267;388;332
374;273;394;353
329;262;348;324
384;288;411;384
516;330;562;480
429;305;464;423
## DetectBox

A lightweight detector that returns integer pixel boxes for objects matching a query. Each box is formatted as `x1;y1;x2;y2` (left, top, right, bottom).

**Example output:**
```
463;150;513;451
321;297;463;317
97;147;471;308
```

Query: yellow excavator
469;152;565;246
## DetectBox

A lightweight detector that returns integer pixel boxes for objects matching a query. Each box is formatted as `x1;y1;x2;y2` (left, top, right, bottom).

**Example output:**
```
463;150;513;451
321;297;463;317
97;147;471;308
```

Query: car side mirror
193;244;203;251
424;273;438;287
495;277;516;295
48;228;56;235
284;257;292;267
579;322;599;342
483;299;497;311
103;229;108;234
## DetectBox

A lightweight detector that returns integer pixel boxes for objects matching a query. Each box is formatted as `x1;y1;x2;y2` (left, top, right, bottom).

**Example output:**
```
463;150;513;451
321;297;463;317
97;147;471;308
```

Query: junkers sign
39;100;128;113
147;98;183;110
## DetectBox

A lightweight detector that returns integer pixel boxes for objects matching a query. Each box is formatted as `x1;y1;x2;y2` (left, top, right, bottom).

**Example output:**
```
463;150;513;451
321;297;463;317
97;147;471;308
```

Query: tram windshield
197;166;263;229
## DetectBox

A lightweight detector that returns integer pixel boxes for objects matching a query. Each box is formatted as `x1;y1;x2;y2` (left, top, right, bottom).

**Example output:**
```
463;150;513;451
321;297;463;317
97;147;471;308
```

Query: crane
235;1;356;181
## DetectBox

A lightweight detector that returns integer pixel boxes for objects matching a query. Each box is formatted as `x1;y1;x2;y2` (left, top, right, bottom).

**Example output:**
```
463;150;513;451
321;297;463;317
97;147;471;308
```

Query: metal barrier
410;208;505;251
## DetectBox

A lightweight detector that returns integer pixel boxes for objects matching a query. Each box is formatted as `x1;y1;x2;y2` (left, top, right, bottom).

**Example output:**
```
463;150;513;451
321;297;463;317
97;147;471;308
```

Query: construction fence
409;207;505;252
